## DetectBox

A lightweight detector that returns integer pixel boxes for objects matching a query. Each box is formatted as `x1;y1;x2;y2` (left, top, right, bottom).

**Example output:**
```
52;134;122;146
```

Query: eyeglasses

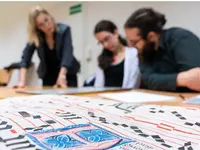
98;35;112;45
128;37;142;47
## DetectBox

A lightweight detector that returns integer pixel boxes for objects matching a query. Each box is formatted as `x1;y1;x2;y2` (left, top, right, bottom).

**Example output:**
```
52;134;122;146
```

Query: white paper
99;91;177;103
184;95;200;104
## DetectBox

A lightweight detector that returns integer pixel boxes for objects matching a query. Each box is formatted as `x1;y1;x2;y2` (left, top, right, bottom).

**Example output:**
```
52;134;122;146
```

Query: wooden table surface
0;87;199;108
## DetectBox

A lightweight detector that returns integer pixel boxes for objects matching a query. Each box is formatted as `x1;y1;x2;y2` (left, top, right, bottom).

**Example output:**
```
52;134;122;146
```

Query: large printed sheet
0;95;199;150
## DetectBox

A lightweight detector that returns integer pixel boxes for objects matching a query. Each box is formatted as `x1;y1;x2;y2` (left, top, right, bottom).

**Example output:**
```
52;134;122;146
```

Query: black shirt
104;60;124;87
43;41;78;87
44;41;60;76
140;27;200;92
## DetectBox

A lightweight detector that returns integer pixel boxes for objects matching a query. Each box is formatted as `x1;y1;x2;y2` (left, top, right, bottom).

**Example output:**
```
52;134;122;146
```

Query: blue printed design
42;134;85;149
26;123;135;150
76;129;118;142
90;123;134;148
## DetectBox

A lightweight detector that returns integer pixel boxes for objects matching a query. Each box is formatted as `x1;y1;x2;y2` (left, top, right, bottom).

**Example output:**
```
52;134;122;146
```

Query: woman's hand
11;81;26;89
54;67;68;88
11;68;27;89
53;75;67;88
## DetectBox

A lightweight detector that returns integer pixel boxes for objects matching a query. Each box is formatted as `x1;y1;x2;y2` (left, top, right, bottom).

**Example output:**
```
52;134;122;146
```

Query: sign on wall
69;3;82;15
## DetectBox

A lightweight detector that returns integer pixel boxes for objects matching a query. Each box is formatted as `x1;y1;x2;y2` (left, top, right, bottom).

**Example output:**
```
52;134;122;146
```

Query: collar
158;30;166;50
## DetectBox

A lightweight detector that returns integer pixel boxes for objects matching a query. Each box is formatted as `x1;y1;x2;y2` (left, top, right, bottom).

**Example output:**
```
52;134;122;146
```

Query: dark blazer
20;23;80;79
140;27;200;92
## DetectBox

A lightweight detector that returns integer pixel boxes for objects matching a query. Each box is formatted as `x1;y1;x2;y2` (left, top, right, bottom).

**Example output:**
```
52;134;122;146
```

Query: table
0;87;199;107
0;87;45;99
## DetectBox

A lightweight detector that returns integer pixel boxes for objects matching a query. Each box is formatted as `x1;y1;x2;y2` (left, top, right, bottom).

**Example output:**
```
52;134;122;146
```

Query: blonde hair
27;6;55;47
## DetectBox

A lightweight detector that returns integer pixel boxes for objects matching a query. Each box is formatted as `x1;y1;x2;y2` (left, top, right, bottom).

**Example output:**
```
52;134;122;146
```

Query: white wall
1;1;200;86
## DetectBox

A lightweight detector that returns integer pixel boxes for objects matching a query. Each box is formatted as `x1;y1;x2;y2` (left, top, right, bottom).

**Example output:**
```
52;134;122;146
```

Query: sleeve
173;32;200;71
140;63;178;91
60;27;74;69
141;30;200;91
94;66;104;87
20;43;35;68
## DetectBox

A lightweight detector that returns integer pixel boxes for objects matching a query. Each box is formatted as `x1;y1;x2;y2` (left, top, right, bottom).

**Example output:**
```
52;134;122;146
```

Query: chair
0;69;13;86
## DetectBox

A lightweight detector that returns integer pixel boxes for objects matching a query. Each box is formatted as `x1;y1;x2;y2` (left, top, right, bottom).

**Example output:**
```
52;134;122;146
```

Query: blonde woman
15;6;80;88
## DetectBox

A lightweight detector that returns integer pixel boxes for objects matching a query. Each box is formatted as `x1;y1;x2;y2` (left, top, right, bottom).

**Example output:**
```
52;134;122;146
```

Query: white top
94;47;141;88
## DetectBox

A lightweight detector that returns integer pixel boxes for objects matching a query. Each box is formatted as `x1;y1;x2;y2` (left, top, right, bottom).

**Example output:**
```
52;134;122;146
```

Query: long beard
141;42;156;62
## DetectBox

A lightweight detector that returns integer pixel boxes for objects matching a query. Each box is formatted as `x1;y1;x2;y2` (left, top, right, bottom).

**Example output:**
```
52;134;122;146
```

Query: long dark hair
124;8;166;40
94;20;127;70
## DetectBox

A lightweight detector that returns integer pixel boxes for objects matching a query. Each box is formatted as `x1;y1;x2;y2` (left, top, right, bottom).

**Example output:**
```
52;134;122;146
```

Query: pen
179;94;185;100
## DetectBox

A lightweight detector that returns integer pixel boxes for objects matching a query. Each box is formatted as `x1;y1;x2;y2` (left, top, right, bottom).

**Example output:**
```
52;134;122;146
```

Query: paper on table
184;95;200;104
99;91;177;103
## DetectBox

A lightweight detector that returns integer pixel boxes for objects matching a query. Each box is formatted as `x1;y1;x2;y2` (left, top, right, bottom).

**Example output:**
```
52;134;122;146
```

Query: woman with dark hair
90;20;140;88
124;8;200;92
